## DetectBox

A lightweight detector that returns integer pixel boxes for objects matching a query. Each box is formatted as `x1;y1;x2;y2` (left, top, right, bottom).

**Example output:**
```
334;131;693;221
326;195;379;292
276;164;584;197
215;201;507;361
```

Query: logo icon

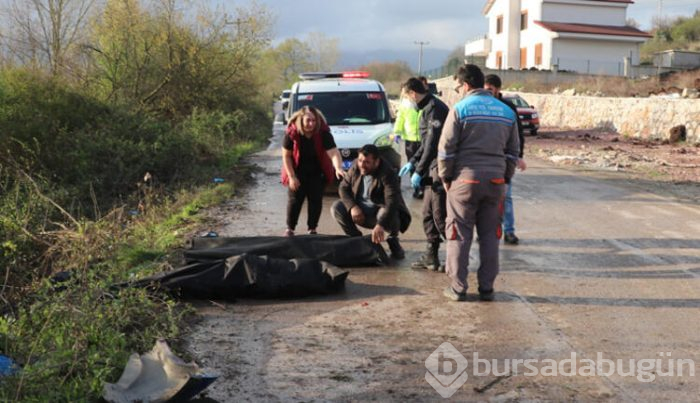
425;342;469;398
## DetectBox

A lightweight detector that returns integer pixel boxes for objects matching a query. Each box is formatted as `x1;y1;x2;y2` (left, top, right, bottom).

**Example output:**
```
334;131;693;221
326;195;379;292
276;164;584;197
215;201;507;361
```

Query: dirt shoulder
527;128;700;203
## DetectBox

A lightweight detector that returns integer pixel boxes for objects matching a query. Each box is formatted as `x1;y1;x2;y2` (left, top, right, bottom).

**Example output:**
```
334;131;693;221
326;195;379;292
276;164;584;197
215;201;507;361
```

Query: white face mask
402;97;417;110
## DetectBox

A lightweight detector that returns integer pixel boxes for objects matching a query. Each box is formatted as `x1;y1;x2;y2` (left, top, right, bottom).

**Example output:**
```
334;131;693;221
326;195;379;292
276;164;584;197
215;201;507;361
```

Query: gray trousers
331;200;400;237
445;172;505;294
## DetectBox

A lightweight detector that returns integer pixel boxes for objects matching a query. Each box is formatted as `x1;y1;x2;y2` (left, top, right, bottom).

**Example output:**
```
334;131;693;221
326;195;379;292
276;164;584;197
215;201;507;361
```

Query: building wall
654;51;700;69
541;1;627;25
483;0;639;74
519;20;554;69
506;0;523;69
516;92;700;143
552;38;640;75
486;0;513;69
434;75;700;143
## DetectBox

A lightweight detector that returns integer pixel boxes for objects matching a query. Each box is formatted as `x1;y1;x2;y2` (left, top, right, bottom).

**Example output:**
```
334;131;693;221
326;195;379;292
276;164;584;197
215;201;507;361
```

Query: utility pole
414;41;430;75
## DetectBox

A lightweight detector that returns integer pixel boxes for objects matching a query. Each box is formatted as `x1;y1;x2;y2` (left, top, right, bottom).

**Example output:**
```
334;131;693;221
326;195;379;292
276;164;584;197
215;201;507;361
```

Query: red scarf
281;122;336;186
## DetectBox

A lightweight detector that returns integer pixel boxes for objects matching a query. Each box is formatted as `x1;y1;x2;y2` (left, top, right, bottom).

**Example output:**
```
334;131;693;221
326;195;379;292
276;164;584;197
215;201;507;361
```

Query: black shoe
504;233;519;245
478;288;495;302
443;286;467;302
410;242;439;270
387;237;405;260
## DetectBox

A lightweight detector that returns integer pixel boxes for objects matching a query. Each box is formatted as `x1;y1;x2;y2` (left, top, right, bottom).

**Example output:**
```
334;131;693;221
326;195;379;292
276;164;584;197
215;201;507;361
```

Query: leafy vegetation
356;61;414;96
0;0;276;400
641;10;700;62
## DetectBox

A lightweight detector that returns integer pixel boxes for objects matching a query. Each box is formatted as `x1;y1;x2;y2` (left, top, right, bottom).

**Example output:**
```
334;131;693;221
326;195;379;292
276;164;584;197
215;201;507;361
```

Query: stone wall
435;77;700;144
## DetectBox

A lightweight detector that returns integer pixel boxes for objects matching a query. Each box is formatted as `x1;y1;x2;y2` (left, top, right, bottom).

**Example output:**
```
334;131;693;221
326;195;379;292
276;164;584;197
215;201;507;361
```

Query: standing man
484;74;527;245
331;144;411;260
397;77;450;272
438;64;519;302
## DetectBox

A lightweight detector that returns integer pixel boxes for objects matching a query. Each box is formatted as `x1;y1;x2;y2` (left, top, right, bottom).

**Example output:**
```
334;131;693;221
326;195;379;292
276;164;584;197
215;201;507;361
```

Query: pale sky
215;0;699;52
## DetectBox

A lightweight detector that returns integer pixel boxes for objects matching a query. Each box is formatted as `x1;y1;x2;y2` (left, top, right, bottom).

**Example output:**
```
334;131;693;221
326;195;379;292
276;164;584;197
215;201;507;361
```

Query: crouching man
331;144;411;260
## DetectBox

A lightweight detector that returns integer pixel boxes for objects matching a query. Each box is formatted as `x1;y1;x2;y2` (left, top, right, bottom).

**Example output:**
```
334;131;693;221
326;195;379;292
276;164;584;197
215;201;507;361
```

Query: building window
535;43;543;65
520;47;527;69
496;15;503;34
496;51;503;69
520;11;528;30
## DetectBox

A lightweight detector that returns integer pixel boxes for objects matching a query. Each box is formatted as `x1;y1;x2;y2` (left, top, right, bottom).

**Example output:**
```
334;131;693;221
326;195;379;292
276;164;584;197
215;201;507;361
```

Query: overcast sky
217;0;699;52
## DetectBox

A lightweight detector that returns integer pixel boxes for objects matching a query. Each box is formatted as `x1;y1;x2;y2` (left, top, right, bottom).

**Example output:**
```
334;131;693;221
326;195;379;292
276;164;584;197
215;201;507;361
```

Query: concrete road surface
186;143;700;401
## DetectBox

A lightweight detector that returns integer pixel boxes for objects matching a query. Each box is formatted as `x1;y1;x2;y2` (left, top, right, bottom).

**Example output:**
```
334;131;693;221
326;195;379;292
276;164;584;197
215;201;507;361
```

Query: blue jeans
503;182;515;234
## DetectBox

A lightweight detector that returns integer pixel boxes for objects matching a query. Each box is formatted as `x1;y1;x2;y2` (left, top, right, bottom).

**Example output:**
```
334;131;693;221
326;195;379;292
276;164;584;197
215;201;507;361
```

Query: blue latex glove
410;172;422;189
398;162;414;177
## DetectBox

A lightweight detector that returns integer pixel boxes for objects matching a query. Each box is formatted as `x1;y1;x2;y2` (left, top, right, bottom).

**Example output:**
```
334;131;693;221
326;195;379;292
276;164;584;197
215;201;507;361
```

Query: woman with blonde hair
281;106;344;236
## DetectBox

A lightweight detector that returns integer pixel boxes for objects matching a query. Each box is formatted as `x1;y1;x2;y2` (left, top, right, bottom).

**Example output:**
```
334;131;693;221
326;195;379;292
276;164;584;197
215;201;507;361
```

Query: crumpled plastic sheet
103;339;217;403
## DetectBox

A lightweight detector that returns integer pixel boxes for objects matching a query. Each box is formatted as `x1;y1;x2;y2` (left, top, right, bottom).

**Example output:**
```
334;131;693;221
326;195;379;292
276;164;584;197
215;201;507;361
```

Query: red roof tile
534;21;652;38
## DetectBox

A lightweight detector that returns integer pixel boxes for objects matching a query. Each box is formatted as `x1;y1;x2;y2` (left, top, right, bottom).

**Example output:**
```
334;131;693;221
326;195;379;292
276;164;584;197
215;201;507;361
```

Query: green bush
0;273;187;401
671;15;700;42
0;70;268;215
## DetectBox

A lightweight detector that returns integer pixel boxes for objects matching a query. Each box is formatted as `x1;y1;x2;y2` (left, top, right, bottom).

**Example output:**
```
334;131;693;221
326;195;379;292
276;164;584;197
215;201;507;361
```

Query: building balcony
464;35;491;56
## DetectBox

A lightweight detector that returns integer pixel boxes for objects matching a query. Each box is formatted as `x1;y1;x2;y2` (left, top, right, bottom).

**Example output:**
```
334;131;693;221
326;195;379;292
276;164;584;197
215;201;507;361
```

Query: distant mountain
338;48;452;73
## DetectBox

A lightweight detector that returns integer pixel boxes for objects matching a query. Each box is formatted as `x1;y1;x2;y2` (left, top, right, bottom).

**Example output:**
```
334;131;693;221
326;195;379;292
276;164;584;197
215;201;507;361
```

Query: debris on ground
0;355;17;376
103;339;218;403
529;129;700;190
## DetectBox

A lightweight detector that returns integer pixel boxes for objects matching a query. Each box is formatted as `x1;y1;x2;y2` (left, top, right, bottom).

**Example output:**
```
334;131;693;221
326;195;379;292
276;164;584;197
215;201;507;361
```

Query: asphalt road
185;129;700;401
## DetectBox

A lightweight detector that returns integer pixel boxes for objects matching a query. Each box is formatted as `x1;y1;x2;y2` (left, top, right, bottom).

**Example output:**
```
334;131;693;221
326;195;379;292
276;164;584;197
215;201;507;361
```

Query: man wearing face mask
392;87;422;198
397;77;450;272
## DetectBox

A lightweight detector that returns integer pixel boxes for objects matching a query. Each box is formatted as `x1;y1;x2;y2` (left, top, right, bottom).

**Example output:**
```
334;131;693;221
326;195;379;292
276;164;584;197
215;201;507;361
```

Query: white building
465;0;652;76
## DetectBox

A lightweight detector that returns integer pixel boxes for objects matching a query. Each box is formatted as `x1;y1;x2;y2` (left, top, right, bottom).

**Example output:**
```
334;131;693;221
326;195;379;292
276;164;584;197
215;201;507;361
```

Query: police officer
398;77;450;271
438;64;519;302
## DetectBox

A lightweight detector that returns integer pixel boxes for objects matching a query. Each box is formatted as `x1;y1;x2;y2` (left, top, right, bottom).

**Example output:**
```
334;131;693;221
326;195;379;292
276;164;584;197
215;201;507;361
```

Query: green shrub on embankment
0;69;268;401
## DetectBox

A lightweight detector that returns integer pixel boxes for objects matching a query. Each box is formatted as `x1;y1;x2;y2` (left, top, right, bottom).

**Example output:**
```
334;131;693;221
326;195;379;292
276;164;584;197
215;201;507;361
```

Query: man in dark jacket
484;74;527;245
331;144;411;259
398;77;450;271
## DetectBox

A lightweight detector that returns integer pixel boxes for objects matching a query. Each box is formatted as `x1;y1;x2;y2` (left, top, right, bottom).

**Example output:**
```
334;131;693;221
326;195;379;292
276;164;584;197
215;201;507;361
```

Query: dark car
503;94;540;136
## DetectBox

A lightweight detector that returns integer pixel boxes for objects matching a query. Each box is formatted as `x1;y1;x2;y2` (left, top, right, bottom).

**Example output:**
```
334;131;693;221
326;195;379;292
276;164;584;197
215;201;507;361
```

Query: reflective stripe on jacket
393;98;421;142
437;89;520;182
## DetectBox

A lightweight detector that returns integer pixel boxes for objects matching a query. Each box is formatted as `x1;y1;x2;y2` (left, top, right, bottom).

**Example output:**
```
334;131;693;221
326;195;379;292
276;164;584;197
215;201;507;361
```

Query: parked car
284;71;401;170
502;93;540;136
279;89;291;109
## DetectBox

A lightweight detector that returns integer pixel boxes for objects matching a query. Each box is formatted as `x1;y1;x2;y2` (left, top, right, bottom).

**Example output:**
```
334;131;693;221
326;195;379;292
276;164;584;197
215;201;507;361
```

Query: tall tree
273;38;313;86
87;0;272;117
0;0;96;75
357;60;413;84
305;31;339;71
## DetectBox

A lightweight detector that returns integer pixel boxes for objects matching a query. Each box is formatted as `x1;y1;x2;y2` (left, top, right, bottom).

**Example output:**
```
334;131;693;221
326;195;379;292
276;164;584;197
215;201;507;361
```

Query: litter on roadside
103;339;218;403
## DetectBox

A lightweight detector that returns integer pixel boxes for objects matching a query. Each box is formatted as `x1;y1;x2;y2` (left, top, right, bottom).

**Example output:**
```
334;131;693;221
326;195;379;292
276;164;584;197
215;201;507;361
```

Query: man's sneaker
478;288;495;302
443;286;467;302
284;228;295;237
504;232;519;245
307;229;318;235
387;237;405;260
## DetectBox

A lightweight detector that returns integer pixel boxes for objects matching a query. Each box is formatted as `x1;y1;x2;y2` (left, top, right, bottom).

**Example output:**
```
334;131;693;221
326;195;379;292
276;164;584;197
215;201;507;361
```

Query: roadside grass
0;143;255;402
